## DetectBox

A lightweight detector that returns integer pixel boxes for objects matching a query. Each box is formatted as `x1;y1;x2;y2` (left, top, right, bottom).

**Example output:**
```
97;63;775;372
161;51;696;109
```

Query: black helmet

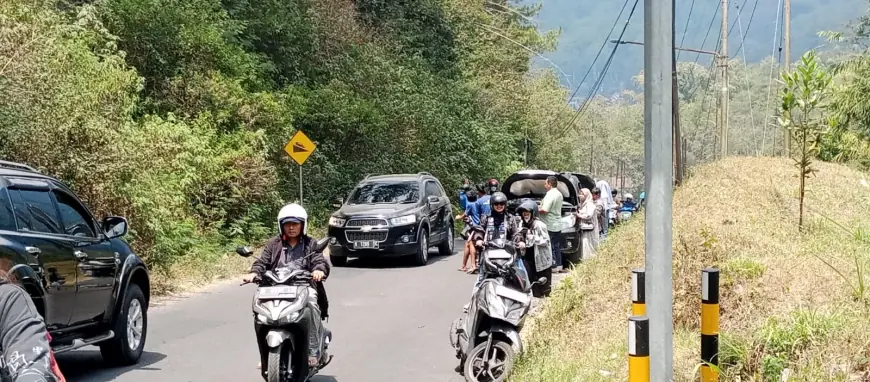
461;183;472;191
476;183;487;194
466;189;478;202
491;192;508;205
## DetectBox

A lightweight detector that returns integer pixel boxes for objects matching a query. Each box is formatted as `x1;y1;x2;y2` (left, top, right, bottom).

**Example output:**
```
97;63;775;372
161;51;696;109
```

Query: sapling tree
778;51;833;230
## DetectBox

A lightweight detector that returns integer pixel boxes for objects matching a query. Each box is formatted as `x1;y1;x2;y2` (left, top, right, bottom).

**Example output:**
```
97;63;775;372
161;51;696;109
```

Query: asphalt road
57;241;474;382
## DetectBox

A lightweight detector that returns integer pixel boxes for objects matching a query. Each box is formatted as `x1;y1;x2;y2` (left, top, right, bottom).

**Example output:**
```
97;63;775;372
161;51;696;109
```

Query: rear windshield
348;181;419;204
507;178;572;200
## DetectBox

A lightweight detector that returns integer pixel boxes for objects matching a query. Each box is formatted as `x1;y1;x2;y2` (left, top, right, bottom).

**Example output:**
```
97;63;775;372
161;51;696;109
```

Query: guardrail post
628;315;650;382
632;268;646;315
701;268;720;381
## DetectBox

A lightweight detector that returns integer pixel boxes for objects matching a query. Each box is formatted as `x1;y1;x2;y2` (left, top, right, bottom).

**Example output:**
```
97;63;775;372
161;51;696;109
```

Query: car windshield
348;181;419;204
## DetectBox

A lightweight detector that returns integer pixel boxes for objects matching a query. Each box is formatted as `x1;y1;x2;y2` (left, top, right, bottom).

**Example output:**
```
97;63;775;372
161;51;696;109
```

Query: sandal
458;267;468;272
467;267;478;274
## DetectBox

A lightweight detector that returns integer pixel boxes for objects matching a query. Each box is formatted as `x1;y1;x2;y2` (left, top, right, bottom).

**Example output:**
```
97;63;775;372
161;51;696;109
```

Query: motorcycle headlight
329;217;346;227
390;215;416;226
279;310;301;324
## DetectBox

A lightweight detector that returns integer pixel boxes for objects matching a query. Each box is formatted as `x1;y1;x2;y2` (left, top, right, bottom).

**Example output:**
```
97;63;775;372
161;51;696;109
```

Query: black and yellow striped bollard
628;315;649;382
631;268;645;316
701;267;720;382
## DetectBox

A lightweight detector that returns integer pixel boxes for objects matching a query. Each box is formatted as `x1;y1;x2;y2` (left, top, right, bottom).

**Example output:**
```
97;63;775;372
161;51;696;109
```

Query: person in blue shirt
459;182;471;211
476;183;492;216
457;190;480;272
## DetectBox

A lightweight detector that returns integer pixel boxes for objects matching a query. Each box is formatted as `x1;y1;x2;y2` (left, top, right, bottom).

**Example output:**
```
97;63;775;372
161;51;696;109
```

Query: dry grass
511;157;870;382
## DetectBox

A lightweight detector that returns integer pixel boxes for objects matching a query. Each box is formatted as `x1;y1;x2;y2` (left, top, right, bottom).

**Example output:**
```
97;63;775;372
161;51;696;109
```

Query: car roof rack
0;160;39;173
417;172;432;177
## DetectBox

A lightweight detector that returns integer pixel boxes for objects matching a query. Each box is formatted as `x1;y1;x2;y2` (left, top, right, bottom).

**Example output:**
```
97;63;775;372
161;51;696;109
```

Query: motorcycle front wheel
266;343;290;382
463;340;514;382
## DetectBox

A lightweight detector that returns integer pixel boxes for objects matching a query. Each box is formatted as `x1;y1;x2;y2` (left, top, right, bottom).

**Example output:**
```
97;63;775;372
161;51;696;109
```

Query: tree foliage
0;0;591;274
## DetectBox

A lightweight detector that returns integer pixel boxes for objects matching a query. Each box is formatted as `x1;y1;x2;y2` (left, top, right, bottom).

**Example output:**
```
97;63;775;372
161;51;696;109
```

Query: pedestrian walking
591;187;605;247
539;176;565;273
576;188;598;259
595;179;614;241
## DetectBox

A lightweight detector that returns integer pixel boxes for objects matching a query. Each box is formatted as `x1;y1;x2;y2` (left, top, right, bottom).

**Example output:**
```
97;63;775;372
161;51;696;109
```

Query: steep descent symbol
284;130;316;165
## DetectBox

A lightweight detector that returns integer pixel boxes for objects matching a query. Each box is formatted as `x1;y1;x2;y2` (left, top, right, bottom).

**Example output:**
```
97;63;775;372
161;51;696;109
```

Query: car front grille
346;219;389;228
346;231;389;242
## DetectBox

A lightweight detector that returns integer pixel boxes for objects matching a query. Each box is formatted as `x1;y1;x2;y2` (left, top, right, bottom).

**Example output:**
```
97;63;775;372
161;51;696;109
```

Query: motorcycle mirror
236;246;254;257
313;237;331;252
532;276;548;286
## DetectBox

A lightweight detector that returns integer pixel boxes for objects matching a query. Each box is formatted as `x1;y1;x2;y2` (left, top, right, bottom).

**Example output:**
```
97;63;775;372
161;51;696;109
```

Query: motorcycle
449;235;546;382
237;238;333;382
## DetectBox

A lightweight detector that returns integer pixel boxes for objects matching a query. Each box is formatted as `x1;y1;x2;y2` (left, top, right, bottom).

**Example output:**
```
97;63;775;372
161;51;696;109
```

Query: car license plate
258;286;296;299
354;241;379;249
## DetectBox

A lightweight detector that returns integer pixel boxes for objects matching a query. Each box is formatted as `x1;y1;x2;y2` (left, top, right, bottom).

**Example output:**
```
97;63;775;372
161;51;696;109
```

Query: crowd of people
453;176;642;299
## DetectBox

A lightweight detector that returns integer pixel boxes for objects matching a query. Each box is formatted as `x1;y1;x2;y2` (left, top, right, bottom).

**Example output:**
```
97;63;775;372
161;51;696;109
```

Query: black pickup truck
0;160;150;366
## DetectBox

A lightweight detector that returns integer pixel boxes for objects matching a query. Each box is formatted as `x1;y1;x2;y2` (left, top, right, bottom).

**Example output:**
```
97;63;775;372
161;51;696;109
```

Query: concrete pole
644;0;674;378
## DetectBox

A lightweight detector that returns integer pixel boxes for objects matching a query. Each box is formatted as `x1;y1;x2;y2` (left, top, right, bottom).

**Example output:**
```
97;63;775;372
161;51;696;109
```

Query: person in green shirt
538;176;566;273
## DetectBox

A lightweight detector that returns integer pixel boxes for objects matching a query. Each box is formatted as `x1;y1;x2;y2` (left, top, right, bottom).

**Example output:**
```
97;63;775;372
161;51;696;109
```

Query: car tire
413;228;429;266
438;223;454;256
100;283;147;366
330;255;347;267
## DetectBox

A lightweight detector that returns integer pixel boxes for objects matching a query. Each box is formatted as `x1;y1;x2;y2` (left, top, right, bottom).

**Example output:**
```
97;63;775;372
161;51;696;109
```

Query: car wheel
331;255;348;267
413;228;429;266
438;224;454;256
100;283;147;366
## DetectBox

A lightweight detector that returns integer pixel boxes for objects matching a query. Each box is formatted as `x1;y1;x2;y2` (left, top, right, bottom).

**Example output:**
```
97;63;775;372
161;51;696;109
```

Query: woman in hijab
0;262;67;381
576;188;598;260
515;200;554;297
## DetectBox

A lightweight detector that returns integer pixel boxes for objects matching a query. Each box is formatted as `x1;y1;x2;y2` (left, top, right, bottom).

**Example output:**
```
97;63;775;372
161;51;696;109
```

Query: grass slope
511;157;870;382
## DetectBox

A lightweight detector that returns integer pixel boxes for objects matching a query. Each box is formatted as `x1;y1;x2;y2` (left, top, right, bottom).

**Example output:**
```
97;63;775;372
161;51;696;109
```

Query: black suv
0;160;150;365
327;172;455;266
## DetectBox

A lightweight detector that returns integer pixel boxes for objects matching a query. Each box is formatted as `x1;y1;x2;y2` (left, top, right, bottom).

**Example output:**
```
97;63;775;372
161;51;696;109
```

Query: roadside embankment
511;157;870;381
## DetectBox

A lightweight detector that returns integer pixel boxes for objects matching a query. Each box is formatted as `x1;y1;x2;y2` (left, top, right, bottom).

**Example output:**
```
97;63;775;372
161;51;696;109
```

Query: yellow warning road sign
285;130;316;166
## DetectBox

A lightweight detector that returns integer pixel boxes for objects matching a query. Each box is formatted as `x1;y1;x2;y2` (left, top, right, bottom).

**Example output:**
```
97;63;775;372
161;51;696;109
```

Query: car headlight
329;217;346;227
561;214;576;232
390;215;416;226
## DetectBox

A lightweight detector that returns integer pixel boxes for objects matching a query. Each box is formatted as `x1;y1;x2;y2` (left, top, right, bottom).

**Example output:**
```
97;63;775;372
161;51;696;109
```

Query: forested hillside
0;0;596;281
525;0;867;93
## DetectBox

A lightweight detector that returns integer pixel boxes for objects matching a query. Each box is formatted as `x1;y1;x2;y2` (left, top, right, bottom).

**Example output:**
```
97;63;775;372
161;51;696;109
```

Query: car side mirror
332;197;343;209
102;216;128;239
427;195;439;205
236;246;255;257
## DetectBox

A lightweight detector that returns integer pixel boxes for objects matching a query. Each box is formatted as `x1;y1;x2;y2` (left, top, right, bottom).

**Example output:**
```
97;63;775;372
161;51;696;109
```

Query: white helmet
277;203;308;235
625;193;634;200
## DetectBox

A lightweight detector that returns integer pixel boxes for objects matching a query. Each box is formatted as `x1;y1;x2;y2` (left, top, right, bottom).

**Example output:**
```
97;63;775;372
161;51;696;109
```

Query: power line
676;0;698;60
553;0;631;119
693;1;720;64
761;0;785;155
730;0;760;58
735;2;757;142
553;0;641;139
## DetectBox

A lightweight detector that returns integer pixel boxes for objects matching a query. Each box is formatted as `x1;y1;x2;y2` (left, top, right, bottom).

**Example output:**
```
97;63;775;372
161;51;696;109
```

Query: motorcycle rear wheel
463;340;514;382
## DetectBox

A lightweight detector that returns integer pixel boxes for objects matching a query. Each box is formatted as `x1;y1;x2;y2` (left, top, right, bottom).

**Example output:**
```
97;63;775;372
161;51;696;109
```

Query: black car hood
501;170;578;205
334;203;418;218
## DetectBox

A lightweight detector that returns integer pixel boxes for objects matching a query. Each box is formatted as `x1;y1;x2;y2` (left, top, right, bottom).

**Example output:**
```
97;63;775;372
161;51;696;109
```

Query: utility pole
644;0;674;379
672;0;683;186
782;0;791;156
718;0;729;159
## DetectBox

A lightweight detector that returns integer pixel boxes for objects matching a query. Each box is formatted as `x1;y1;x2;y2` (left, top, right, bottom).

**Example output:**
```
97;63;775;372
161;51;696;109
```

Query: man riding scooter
242;203;331;374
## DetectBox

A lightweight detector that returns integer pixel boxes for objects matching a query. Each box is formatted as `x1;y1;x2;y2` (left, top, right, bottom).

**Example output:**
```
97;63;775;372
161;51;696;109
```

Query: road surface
57;243;474;382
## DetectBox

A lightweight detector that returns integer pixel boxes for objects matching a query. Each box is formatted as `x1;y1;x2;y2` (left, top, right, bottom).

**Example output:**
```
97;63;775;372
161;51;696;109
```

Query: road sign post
644;0;674;378
284;130;317;205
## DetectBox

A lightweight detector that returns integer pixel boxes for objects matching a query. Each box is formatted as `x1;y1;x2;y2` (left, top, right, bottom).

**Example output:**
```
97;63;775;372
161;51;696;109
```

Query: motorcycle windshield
265;266;309;284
